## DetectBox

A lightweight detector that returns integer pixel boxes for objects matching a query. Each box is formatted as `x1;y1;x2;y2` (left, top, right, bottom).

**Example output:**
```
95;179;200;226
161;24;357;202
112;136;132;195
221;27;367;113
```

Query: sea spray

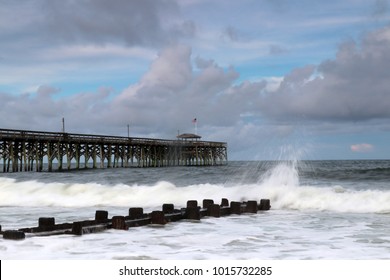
2;162;390;213
250;162;390;213
257;161;300;187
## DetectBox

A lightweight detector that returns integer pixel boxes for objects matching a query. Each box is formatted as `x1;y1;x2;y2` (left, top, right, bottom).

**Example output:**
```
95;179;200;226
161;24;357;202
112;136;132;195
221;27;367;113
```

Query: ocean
1;160;390;260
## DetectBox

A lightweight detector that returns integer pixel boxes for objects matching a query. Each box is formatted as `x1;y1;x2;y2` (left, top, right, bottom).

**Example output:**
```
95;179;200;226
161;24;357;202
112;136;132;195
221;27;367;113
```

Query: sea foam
1;162;389;213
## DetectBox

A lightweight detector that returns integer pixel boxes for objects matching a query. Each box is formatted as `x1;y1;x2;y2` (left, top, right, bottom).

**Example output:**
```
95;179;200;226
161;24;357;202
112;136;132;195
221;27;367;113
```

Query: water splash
1;159;390;213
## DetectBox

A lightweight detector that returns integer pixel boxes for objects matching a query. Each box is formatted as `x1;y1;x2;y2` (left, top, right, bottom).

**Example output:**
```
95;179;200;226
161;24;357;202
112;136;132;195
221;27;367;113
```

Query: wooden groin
0;198;271;240
0;128;228;172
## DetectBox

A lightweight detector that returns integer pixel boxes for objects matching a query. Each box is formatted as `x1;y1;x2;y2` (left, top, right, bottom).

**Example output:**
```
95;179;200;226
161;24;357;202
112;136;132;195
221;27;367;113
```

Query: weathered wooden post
185;200;200;220
202;199;214;209
162;204;174;214
187;200;198;208
72;221;83;236
185;207;201;220
129;207;144;219
259;199;271;211
3;230;26;240
151;211;166;225
245;200;258;213
220;198;231;216
221;198;229;207
95;210;109;222
230;201;242;214
208;204;221;218
38;217;55;230
112;216;127;230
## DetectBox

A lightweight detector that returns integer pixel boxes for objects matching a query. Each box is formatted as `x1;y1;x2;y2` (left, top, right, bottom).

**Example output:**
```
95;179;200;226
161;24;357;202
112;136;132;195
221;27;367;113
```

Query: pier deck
0;128;227;172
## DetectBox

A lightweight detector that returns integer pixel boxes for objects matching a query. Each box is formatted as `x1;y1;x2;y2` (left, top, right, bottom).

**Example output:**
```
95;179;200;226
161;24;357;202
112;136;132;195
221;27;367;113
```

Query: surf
1;161;390;214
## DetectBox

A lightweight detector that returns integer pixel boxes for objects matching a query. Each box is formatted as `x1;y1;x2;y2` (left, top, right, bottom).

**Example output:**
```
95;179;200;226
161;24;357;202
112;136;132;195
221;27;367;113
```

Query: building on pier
176;133;201;140
0;128;228;172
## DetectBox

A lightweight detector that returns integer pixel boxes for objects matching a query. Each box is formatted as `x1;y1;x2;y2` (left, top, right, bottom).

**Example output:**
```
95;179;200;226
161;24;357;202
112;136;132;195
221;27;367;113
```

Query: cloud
111;45;242;132
36;0;193;47
350;143;374;153
373;0;389;17
0;0;198;93
257;24;390;122
0;0;195;67
221;26;242;42
269;44;288;55
2;3;390;160
0;44;243;133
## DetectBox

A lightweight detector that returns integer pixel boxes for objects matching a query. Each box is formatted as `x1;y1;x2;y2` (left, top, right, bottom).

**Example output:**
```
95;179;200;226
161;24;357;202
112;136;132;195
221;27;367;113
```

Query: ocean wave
1;170;390;213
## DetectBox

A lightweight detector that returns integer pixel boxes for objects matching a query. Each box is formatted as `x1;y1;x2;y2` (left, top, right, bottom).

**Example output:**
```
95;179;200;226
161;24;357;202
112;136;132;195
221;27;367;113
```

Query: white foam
2;162;390;260
1;164;390;213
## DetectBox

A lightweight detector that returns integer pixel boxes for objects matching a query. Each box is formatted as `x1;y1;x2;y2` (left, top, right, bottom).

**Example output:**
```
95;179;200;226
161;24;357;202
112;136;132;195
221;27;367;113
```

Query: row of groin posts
1;198;271;240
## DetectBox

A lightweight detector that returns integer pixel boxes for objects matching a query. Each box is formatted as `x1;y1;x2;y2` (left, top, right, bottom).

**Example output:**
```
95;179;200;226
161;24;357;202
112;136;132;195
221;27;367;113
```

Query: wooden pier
0;128;227;172
0;198;271;240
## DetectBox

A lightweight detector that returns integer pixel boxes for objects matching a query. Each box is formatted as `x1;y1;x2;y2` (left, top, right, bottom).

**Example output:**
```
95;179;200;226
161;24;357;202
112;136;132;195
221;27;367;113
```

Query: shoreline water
1;160;390;259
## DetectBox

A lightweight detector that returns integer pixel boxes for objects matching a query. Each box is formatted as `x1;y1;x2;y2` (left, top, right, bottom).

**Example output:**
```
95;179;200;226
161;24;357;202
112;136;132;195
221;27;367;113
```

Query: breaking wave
1;162;389;213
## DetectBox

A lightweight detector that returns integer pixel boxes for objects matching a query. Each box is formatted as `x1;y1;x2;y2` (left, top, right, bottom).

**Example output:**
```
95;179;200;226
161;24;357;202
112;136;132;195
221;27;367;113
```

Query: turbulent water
1;160;390;259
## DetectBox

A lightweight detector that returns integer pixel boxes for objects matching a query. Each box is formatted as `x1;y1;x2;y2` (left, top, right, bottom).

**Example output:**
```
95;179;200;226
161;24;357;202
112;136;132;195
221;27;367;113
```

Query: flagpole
193;118;197;135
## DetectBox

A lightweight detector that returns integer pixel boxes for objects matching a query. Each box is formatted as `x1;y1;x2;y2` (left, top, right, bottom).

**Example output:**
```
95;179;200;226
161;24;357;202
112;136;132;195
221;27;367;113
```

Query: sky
1;0;390;160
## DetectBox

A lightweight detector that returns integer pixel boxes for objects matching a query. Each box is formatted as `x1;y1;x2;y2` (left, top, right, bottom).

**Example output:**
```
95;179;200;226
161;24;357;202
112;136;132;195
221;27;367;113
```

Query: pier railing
0;128;228;172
